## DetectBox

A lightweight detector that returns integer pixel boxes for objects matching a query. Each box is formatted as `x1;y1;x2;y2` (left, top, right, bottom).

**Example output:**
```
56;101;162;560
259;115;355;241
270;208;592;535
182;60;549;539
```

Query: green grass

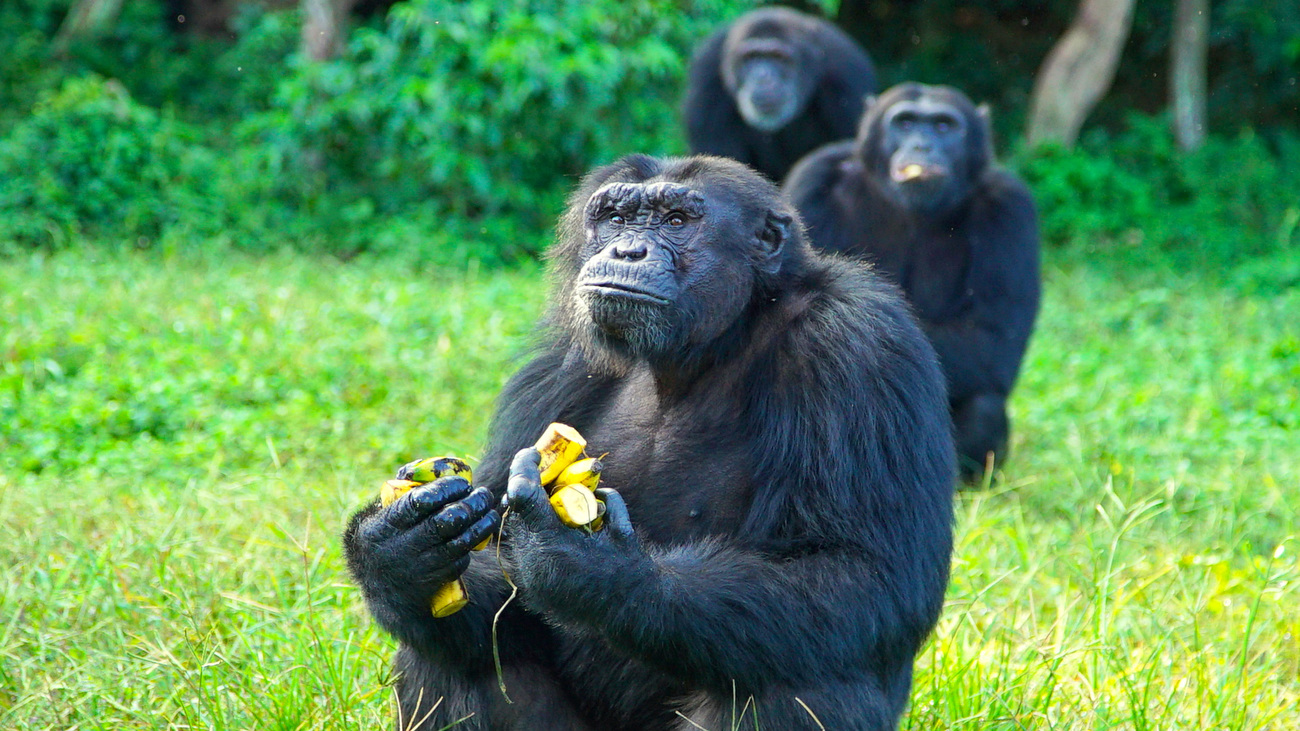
1;246;1297;729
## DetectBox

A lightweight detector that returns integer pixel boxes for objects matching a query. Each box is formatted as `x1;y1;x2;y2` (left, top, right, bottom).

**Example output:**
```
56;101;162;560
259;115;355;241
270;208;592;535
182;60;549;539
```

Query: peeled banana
380;457;484;618
549;483;600;527
533;423;604;529
535;423;587;485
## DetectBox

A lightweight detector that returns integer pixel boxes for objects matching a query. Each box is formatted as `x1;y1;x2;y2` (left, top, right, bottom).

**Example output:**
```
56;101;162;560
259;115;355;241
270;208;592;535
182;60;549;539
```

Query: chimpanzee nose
612;238;648;261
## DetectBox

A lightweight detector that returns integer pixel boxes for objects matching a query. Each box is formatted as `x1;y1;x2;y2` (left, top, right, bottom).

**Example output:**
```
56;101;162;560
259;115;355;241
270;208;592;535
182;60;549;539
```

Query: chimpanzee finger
425;554;472;586
507;448;558;528
430;486;497;542
593;488;635;540
510;447;542;485
386;476;472;529
434;512;502;561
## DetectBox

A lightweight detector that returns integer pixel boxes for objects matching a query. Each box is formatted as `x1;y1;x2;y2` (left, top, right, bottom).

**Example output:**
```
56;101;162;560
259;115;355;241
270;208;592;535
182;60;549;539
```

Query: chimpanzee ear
863;94;878;112
757;210;792;273
976;103;992;124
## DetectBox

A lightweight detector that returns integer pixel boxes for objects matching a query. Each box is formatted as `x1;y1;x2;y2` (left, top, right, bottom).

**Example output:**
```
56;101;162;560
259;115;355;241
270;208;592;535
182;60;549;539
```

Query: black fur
785;83;1041;480
344;155;955;730
684;7;877;182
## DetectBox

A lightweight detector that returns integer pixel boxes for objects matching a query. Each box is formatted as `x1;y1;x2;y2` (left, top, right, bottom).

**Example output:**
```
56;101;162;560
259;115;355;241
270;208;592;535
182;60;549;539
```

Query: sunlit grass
1;247;1296;729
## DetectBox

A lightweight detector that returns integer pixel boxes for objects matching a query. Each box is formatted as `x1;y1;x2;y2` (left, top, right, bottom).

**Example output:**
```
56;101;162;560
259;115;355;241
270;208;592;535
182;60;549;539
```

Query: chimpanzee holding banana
344;155;956;730
787;83;1041;481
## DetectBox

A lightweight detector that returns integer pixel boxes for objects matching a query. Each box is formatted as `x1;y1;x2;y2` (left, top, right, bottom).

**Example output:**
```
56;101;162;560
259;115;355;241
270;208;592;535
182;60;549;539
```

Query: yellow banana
535;423;587;486
555;457;602;490
398;456;472;484
381;479;422;507
549;484;601;528
431;578;470;618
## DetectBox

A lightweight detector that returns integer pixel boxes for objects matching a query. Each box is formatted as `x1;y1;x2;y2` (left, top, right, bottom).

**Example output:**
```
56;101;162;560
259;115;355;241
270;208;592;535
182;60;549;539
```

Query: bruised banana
533;424;606;529
535;423;587;486
381;457;485;618
398;456;472;484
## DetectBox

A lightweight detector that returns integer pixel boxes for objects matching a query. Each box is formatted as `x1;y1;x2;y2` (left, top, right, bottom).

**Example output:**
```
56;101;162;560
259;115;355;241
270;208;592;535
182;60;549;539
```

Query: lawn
1;246;1297;729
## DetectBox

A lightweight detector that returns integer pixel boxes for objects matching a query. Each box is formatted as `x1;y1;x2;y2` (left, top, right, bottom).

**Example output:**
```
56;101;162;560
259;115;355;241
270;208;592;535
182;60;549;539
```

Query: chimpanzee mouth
738;95;798;133
578;282;671;305
891;162;949;184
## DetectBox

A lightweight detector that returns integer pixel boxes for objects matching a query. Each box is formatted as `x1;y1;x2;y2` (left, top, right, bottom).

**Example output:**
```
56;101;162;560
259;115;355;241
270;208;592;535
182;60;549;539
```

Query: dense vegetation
0;0;1297;266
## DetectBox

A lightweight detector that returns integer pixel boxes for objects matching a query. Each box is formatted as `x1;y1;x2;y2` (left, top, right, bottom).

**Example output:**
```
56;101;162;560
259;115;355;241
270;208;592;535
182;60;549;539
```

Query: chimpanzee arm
923;171;1041;402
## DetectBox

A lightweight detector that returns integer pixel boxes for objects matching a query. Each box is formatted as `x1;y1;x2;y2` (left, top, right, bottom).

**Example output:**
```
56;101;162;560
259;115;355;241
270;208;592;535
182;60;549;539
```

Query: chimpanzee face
728;42;812;133
854;84;991;216
572;166;790;364
881;98;970;212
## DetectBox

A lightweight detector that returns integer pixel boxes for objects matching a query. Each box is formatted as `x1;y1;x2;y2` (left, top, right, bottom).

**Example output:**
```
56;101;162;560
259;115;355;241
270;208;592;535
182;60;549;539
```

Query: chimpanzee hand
504;447;653;622
345;476;500;625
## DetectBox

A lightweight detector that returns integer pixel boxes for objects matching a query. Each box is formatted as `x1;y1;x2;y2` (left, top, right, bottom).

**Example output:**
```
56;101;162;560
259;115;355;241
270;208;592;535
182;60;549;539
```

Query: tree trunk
53;0;125;53
1025;0;1136;148
301;0;357;61
1170;0;1209;150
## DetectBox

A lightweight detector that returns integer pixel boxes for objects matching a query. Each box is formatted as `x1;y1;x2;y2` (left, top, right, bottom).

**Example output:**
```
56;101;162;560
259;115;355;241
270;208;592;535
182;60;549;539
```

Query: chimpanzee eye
667;213;686;227
935;120;951;133
609;214;625;225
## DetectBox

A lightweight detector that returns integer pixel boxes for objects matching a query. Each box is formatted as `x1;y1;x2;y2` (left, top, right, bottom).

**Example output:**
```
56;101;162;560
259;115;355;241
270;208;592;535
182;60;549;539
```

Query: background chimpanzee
683;7;877;182
344;154;956;730
785;83;1041;481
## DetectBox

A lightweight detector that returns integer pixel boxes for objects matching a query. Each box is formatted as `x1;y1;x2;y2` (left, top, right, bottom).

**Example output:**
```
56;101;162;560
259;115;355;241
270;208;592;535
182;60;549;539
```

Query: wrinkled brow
585;182;706;219
641;182;706;217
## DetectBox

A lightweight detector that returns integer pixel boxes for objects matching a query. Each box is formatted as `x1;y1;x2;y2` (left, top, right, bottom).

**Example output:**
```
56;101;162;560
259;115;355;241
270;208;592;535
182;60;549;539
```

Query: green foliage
1;247;1297;727
1014;114;1300;266
0;76;222;248
0;0;1297;264
258;0;748;259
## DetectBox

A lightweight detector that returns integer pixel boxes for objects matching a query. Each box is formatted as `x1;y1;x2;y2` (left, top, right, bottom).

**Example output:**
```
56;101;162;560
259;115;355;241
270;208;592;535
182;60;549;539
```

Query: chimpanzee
683;7;877;182
785;83;1041;481
344;154;956;730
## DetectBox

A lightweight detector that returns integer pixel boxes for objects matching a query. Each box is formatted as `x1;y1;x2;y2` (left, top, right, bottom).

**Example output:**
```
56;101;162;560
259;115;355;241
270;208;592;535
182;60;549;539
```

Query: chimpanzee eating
786;83;1041;481
344;154;956;730
683;7;877;182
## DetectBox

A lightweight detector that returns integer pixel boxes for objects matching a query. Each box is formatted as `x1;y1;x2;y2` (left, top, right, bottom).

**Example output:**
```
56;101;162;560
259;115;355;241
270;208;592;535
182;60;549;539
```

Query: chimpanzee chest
899;228;972;324
578;369;755;546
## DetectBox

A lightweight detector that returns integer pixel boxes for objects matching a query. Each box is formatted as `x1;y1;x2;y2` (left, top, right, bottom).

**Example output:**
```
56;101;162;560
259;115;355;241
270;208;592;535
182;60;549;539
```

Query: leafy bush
0;76;223;248
256;0;748;260
0;0;1296;268
1014;114;1300;266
